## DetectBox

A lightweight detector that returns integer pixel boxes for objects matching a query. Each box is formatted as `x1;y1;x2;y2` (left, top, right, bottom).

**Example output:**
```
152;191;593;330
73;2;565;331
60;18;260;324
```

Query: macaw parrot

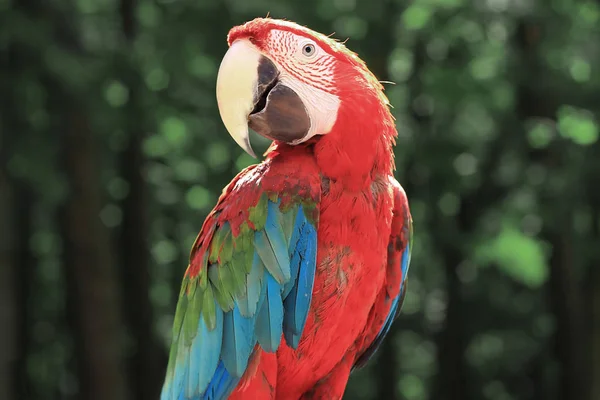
161;18;413;400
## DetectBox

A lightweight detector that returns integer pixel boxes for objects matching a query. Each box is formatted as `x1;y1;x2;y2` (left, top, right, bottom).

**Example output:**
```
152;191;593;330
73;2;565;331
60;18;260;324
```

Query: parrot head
216;18;395;164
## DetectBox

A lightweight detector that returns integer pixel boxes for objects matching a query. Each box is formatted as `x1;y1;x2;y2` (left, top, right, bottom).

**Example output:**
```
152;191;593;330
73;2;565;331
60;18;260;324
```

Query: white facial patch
278;73;340;143
267;29;341;143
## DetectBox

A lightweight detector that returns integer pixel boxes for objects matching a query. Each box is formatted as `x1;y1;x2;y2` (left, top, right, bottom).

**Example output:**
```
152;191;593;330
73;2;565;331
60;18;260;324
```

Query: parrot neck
313;96;397;191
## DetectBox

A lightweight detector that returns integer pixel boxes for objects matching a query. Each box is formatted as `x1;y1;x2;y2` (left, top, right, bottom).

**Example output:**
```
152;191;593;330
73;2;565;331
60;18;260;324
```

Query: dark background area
1;0;599;399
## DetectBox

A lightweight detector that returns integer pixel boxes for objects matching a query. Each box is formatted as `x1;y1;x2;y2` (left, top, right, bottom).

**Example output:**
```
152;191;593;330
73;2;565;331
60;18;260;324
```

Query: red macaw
161;18;413;400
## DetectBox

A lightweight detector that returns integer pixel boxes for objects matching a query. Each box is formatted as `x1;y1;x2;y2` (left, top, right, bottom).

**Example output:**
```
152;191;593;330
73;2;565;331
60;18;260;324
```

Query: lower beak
216;39;311;157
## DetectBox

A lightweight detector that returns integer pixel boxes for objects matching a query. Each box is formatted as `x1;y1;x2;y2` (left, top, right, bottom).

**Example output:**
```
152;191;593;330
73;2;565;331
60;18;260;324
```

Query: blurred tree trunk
526;354;549;400
13;186;34;400
60;110;129;400
1;42;16;400
398;21;473;397
376;340;398;400
117;0;166;398
585;152;600;400
514;19;589;400
34;0;132;396
432;142;512;400
593;4;600;395
545;225;587;400
2;36;34;400
433;241;467;400
431;80;517;400
590;208;600;400
440;268;467;400
0;158;16;400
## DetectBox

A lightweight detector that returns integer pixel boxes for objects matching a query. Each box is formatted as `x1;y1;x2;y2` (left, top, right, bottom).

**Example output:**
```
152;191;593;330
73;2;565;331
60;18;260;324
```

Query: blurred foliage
1;0;600;399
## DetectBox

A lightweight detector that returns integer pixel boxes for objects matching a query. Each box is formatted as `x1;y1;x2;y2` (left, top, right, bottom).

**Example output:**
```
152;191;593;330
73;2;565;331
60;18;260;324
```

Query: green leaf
332;16;368;40
432;0;464;7
137;2;161;28
174;159;206;182
143;134;169;158
527;120;554;149
402;4;432;30
569;58;591;82
188;54;218;79
557;106;599;146
399;374;426;400
235;153;256;172
204;142;231;171
160;117;188;148
104;80;129;107
389;48;414;83
186;185;212;210
145;67;170;91
475;224;548;288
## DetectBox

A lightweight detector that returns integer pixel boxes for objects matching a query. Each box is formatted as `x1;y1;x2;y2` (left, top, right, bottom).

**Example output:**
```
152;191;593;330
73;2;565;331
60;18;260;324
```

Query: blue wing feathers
282;206;304;298
254;231;286;284
238;253;264;317
401;240;411;283
162;198;318;400
295;221;317;333
255;273;284;352
279;206;298;247
170;335;189;399
201;361;237;400
196;308;223;396
297;218;317;329
263;201;292;282
353;241;411;370
185;303;222;398
222;307;255;377
187;334;202;397
283;207;317;349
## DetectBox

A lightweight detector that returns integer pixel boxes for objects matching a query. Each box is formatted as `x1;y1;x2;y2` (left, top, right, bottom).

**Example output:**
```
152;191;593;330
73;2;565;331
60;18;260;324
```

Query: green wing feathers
161;186;319;400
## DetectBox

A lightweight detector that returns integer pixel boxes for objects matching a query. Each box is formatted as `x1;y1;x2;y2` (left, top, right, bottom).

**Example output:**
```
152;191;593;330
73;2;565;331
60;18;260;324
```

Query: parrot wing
161;159;320;400
353;179;412;369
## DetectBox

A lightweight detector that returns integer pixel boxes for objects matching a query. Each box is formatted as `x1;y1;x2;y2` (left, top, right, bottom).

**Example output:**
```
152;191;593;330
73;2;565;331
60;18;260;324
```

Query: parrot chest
276;176;395;394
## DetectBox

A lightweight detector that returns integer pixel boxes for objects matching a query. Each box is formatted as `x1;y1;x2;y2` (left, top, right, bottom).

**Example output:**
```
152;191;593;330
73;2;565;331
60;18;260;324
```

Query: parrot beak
216;39;311;157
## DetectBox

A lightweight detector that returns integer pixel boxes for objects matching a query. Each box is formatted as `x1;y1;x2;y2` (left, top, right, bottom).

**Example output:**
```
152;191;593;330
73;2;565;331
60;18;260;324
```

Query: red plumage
185;146;321;279
218;19;412;399
162;18;412;400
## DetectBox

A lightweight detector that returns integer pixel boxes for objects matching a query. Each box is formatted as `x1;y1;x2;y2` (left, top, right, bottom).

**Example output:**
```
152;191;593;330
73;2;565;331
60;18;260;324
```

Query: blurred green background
1;0;599;399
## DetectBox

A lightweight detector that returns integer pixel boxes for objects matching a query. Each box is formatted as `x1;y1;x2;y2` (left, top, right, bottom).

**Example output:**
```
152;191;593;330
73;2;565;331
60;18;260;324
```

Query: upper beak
216;39;310;157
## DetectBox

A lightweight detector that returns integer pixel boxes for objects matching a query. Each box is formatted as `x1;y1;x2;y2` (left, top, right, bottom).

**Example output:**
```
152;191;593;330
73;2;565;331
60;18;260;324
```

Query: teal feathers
161;194;319;400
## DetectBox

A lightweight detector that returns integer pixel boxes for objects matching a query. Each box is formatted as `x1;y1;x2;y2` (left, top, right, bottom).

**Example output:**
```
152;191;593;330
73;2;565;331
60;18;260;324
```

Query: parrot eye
302;43;316;58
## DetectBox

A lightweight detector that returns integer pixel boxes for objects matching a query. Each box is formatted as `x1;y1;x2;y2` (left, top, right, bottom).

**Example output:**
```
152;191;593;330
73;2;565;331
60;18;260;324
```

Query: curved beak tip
216;40;261;158
241;136;257;158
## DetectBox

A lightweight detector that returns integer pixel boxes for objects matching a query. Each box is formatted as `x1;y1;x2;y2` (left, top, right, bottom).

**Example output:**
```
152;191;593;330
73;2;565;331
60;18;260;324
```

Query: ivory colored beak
216;40;263;158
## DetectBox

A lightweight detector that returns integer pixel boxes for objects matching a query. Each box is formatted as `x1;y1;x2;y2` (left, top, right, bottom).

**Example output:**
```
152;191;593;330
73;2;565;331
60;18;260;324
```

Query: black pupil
304;45;312;54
